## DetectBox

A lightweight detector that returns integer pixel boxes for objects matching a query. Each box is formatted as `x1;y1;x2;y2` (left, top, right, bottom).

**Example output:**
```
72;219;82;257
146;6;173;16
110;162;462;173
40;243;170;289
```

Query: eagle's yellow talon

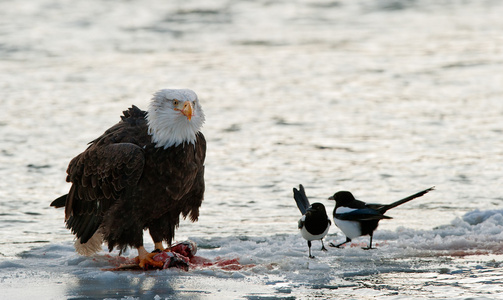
138;252;164;269
137;246;164;269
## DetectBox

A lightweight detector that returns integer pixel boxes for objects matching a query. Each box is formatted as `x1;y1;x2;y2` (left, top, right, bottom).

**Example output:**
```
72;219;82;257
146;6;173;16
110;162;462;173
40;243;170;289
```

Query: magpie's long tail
378;186;435;214
293;184;310;215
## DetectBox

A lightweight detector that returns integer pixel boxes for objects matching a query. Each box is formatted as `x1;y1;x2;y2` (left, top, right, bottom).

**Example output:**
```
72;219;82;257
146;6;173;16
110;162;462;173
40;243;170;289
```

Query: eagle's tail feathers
50;194;67;208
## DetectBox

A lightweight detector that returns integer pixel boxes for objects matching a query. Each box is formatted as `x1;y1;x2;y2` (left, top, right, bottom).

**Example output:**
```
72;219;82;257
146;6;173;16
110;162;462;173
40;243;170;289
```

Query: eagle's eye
172;99;179;106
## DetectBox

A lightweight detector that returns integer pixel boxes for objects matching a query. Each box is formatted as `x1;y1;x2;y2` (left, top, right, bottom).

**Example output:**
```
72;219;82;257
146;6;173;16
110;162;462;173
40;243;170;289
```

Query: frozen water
1;0;503;298
2;210;503;298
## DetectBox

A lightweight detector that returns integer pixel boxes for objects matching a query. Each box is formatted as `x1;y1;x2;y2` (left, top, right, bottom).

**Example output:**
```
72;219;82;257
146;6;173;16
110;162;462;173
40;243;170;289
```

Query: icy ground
2;209;503;299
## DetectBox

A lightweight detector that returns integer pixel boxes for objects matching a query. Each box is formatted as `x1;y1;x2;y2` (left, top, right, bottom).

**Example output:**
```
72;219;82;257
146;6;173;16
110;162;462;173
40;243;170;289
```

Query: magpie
328;186;434;249
293;184;331;258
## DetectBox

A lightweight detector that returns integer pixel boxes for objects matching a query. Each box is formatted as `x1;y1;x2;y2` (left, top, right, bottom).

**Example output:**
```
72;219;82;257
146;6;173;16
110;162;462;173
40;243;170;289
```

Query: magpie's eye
172;99;179;106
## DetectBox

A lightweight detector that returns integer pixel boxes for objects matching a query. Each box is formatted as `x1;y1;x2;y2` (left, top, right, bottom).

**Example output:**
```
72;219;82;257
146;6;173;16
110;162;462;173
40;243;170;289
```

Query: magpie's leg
329;237;351;248
321;240;328;252
362;234;375;250
308;241;315;258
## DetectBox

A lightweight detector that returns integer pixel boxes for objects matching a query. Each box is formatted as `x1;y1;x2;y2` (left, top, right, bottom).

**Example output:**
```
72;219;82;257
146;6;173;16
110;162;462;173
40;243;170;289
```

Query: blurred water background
1;0;503;299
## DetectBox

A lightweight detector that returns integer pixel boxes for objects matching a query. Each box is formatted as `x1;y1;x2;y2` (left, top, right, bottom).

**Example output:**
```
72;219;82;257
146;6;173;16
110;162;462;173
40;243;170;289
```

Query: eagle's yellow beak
180;101;193;121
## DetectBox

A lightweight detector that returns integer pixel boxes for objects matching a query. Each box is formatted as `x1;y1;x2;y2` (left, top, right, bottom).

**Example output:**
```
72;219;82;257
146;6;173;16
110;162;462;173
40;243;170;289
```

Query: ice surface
1;210;503;299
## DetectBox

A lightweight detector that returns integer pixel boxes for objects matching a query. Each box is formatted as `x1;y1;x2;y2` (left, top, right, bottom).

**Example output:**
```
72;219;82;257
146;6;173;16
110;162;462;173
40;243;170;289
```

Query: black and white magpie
293;184;331;258
328;186;434;249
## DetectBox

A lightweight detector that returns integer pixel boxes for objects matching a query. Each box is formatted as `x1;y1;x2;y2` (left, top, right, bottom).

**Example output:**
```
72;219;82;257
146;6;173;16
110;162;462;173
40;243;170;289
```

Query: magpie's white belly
334;206;363;239
334;218;362;239
300;224;330;241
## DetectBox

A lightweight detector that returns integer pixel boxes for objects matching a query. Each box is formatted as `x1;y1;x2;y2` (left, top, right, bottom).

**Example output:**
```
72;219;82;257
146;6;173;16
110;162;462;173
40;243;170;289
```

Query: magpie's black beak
328;195;335;200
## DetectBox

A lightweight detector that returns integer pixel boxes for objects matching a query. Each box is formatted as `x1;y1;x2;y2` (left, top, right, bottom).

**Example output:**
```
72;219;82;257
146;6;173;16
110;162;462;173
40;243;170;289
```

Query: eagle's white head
147;89;205;149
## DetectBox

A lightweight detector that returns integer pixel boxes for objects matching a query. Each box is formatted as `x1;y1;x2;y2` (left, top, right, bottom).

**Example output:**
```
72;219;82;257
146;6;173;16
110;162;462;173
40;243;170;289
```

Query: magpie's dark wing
293;184;310;215
365;203;386;210
378;186;435;214
335;208;392;221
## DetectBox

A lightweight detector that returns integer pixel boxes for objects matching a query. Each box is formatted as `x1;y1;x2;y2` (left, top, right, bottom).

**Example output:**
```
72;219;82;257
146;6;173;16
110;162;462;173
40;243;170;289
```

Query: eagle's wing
64;142;145;243
179;132;206;222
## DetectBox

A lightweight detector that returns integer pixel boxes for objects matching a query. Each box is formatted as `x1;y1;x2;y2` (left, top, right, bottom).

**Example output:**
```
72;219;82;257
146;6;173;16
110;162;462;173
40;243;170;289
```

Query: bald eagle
51;89;206;268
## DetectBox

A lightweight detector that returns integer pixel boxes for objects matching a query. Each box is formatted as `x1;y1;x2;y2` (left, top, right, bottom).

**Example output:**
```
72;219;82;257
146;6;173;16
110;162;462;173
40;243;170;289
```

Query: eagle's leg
148;219;174;252
154;242;165;252
149;231;168;252
137;246;164;269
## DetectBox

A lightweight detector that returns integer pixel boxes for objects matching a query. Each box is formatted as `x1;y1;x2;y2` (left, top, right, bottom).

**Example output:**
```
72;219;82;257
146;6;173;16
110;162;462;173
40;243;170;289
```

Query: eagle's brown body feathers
52;105;206;254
